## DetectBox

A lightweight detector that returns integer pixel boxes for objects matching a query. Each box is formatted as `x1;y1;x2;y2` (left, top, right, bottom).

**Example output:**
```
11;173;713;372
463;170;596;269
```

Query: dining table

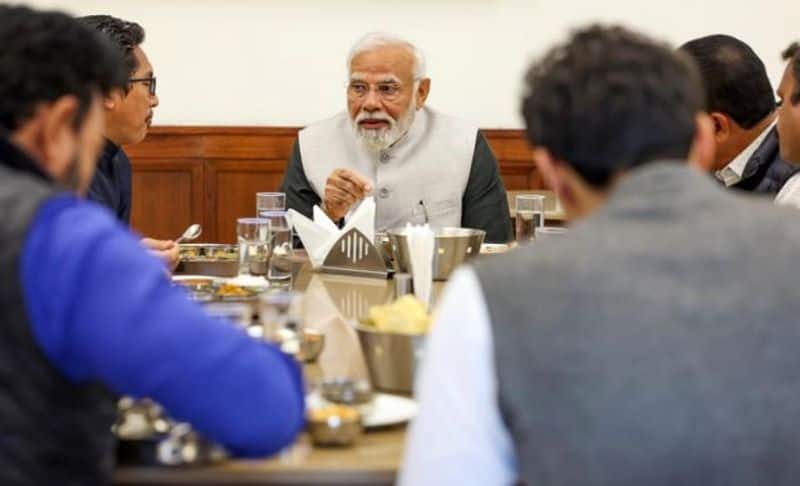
114;252;449;486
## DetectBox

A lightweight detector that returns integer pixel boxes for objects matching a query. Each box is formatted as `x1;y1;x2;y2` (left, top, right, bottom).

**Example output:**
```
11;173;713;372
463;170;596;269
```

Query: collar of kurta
0;133;52;182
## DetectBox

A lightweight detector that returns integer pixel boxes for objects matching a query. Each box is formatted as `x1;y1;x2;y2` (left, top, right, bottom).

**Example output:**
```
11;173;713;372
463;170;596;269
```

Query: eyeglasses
347;81;405;102
129;76;157;96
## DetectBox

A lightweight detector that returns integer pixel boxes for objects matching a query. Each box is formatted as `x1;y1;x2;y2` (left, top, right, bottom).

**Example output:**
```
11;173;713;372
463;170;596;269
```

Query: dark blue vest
731;127;799;195
0;137;117;485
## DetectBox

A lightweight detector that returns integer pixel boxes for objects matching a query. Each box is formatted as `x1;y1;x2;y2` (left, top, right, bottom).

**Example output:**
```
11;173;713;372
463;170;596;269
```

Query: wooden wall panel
206;160;287;243
126;126;539;243
130;159;204;241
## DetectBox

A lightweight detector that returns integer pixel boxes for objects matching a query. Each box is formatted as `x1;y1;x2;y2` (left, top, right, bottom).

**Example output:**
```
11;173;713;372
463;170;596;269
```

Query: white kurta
298;107;477;231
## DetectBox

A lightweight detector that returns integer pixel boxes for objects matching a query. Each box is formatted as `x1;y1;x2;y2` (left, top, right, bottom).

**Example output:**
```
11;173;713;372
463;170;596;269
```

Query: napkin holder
320;228;392;279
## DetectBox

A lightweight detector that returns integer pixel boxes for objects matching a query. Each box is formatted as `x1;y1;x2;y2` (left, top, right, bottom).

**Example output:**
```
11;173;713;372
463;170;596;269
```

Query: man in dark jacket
0;7;304;485
680;35;800;208
80;15;179;268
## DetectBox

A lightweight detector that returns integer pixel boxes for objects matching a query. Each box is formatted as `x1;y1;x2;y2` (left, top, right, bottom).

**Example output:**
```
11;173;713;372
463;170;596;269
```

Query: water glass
236;218;271;276
260;210;293;281
259;291;305;353
257;192;286;216
515;194;545;242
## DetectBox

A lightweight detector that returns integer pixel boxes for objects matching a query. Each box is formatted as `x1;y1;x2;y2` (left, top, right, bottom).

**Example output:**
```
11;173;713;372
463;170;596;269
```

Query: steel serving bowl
320;377;373;405
306;406;362;447
177;244;239;277
387;227;485;280
354;320;426;395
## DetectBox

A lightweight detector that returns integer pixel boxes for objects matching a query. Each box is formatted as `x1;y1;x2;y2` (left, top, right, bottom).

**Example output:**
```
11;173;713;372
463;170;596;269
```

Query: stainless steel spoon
175;224;202;244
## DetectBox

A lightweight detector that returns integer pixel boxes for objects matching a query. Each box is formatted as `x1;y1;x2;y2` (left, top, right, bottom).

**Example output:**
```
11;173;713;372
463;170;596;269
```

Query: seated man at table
0;7;303;485
777;42;800;165
401;25;800;485
79;15;178;268
280;32;512;243
680;35;800;208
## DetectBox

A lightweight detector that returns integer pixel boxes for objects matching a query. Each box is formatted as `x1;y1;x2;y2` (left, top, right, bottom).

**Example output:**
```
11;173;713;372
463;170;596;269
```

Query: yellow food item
366;295;431;334
308;405;360;422
215;283;253;298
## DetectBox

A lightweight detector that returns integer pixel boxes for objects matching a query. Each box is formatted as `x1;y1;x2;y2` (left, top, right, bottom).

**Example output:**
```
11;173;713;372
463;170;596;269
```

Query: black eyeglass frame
128;76;157;96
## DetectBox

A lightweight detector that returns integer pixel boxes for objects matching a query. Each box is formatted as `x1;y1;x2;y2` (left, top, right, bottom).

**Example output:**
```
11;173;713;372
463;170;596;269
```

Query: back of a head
521;25;703;188
680;34;775;129
77;15;145;79
0;6;128;132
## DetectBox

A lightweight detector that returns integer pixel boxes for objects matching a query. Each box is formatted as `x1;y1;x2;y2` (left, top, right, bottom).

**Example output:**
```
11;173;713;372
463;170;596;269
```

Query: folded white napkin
286;198;376;268
403;223;435;308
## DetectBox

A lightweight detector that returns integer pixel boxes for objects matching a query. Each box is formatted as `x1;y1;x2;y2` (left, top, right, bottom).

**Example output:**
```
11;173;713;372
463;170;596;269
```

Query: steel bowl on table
354;320;426;395
176;244;239;278
306;405;363;447
387;227;485;280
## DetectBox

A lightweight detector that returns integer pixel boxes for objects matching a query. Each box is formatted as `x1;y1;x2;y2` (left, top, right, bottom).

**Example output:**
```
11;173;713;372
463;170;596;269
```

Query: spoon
175;224;202;244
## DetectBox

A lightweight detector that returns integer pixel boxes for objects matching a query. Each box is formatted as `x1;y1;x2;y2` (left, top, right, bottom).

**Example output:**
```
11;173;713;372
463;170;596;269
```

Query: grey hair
347;32;427;80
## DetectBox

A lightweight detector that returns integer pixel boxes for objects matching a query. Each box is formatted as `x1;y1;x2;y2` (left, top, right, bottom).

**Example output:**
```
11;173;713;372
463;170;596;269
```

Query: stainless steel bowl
355;322;426;395
387;227;485;280
177;244;239;277
321;378;373;405
307;406;362;447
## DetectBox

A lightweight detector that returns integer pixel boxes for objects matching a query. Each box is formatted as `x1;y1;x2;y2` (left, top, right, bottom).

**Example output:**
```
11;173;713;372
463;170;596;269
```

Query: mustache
355;111;394;125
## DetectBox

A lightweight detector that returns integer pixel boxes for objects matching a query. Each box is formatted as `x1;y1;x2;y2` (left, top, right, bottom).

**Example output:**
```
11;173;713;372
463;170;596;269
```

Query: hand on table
141;237;180;272
323;169;373;222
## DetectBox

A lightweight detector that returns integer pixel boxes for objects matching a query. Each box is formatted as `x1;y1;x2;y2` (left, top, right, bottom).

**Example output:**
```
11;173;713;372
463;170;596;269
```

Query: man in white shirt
680;35;800;209
401;25;800;486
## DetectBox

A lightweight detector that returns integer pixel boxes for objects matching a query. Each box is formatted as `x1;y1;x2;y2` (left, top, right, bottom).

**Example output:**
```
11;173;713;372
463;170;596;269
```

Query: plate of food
213;282;259;301
306;390;418;429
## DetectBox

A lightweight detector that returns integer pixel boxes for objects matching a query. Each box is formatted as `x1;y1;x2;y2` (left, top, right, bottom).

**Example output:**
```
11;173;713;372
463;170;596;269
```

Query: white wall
26;0;800;128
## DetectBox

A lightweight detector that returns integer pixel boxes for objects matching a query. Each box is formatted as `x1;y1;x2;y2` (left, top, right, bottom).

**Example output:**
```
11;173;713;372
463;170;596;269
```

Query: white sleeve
398;267;517;486
775;172;800;210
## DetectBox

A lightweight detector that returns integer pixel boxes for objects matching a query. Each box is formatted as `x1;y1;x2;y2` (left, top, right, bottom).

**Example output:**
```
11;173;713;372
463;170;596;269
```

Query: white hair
347;32;427;80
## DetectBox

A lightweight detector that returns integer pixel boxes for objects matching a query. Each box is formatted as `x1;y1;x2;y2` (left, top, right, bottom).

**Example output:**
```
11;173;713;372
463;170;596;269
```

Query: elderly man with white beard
280;32;512;243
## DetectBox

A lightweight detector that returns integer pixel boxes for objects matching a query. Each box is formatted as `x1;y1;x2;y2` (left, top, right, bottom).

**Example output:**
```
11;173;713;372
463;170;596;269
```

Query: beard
352;95;417;153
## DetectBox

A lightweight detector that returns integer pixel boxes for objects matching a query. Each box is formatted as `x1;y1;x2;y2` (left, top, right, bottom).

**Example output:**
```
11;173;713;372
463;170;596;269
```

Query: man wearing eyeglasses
280;32;512;243
79;15;178;267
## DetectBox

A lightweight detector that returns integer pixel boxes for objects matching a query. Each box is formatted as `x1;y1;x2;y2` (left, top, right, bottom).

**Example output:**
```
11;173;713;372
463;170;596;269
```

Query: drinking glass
259;291;305;354
236;218;271;276
515;194;545;242
260;210;293;281
257;192;286;216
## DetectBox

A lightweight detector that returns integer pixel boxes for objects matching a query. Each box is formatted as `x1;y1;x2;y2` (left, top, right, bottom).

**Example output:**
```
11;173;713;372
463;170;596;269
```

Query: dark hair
783;42;800;105
78;15;145;78
0;6;128;132
521;25;703;188
679;35;774;129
